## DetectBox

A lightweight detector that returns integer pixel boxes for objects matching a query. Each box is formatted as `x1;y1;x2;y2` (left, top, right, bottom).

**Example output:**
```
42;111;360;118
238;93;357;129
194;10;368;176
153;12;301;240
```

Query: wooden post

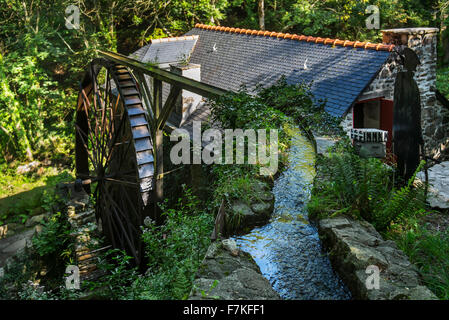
153;79;163;218
211;199;226;241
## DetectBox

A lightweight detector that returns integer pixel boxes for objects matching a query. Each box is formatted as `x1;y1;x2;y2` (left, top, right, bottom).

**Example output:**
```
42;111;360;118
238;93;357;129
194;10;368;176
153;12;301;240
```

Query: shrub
308;143;429;232
32;212;71;257
137;186;213;300
395;227;449;300
83;248;139;300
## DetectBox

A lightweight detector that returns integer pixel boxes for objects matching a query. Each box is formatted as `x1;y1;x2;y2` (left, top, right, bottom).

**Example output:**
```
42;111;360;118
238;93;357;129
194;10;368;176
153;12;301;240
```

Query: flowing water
233;127;351;300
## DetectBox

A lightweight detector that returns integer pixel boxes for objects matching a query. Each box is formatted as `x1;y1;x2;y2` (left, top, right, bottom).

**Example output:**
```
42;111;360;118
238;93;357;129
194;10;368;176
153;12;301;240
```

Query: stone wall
340;110;353;137
317;217;437;300
340;28;449;160
189;239;280;300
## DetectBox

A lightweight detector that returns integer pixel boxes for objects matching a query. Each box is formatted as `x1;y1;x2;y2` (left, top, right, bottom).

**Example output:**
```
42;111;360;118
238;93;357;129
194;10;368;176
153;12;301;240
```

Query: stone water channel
233;127;351;299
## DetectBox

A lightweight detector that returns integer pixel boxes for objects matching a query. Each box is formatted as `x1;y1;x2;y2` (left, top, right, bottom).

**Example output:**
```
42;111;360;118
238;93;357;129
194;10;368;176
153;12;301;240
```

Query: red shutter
380;99;394;152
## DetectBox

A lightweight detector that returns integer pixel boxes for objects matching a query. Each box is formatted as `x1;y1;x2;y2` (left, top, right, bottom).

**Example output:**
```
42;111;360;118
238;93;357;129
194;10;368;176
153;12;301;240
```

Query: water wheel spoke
80;89;103;166
99;71;111;163
75;61;150;264
103;189;139;260
119;184;141;219
103;117;127;171
117;137;134;171
75;124;98;172
96;72;112;168
104;178;139;187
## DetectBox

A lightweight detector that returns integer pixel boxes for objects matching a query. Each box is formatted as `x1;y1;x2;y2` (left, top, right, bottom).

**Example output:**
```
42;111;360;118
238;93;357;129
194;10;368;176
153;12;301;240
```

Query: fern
172;267;192;300
309;149;428;232
373;161;427;231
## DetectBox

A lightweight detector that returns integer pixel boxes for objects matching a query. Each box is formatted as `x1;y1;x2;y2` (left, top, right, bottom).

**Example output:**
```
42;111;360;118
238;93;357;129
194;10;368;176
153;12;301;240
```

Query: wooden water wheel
74;59;154;265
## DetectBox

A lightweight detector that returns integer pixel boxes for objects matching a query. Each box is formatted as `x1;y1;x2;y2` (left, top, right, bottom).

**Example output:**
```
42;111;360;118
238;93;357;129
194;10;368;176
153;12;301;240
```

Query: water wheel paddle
75;59;154;265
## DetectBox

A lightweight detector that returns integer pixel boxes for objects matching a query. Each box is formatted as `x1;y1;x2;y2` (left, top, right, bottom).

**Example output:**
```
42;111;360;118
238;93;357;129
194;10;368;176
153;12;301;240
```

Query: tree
258;0;265;30
438;1;449;65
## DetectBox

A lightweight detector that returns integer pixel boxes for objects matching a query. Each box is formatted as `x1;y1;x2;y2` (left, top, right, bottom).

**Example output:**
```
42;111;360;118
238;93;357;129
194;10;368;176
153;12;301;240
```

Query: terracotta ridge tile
194;23;395;51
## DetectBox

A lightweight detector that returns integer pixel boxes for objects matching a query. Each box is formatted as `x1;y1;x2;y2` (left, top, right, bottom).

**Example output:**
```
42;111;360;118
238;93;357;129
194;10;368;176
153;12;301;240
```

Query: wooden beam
157;86;182;131
134;71;155;125
153;79;163;219
98;50;228;99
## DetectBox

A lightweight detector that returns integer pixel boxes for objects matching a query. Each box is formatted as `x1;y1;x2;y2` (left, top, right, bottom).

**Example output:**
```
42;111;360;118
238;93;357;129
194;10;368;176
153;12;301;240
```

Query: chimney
382;28;439;97
381;28;449;158
170;63;202;127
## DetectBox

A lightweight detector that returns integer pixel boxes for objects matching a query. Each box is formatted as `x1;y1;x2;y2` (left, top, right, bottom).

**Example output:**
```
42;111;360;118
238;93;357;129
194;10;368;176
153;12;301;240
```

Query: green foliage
133;186;213;300
0;0;444;164
437;66;449;99
394;227;449;300
210;80;335;233
83;248;139;300
308;143;449;298
225;0;438;42
256;77;343;135
213;167;259;206
17;281;57;300
32;211;71;257
211;84;292;133
211;78;341;139
308;143;430;232
0;47;71;161
0;207;73;299
372;161;427;231
0;165;73;225
211;165;267;233
0;251;39;299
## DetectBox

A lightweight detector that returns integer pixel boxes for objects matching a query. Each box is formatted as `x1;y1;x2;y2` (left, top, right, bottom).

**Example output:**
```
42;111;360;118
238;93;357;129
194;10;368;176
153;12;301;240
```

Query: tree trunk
210;0;215;24
441;3;449;65
258;0;265;30
443;33;449;65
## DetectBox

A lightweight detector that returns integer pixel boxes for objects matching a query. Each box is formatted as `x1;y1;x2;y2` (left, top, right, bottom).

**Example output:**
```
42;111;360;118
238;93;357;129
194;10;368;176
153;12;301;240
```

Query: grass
0;163;74;225
392;224;449;300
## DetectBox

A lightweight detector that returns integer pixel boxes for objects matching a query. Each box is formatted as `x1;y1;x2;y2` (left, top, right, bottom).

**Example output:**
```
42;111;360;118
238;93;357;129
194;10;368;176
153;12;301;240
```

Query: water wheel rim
75;58;154;265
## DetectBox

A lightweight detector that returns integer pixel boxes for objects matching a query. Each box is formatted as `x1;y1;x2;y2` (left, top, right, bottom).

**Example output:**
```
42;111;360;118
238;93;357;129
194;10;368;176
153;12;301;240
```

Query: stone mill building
131;25;449;160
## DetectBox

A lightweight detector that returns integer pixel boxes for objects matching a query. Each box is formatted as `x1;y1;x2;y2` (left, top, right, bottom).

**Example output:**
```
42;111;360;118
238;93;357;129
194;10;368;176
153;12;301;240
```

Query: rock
231;201;253;217
251;202;272;217
16;161;40;175
221;239;239;256
0;223;26;239
34;224;43;235
0;229;35;268
314;136;338;155
189;240;280;300
25;214;48;228
30;206;45;216
318;217;438;300
408;285;439;300
416;161;449;209
205;241;221;259
224;180;275;234
0;225;7;239
228;200;269;234
5;223;25;232
0;267;4;279
2;238;27;254
251;180;274;201
191;268;281;300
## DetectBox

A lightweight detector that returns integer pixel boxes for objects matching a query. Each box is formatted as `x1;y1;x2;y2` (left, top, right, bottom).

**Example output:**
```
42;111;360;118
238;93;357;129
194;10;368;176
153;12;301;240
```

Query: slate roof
130;36;198;65
184;25;393;117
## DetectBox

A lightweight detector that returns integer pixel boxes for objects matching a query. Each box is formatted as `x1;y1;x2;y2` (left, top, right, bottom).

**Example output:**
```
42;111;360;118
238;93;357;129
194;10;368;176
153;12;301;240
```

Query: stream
233;127;351;300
